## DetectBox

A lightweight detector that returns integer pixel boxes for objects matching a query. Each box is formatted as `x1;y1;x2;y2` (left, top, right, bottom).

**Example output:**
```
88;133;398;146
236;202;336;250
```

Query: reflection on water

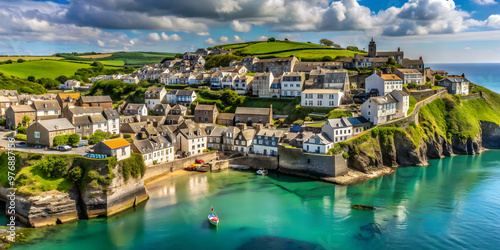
10;150;500;249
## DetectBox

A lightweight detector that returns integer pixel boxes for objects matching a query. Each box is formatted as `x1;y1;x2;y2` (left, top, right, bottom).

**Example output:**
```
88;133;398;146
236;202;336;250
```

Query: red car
196;160;204;164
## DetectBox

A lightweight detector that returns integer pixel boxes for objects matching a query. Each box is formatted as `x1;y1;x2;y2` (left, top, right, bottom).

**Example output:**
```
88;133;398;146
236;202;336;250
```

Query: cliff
328;86;500;185
0;153;148;228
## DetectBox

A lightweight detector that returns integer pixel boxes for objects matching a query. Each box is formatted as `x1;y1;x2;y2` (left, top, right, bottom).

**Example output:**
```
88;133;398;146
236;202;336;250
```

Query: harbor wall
277;145;348;177
143;152;217;180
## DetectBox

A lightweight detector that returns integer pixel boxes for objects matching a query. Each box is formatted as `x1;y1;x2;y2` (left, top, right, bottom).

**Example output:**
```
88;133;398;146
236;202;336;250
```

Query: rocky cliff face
0;187;79;228
481;121;500;149
82;167;149;218
1;166;149;228
347;130;485;174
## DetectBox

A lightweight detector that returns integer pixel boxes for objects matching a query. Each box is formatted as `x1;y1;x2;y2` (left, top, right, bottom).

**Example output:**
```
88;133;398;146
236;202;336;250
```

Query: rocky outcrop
481;121;500;149
451;135;481;155
0;187;79;228
82;167;149;218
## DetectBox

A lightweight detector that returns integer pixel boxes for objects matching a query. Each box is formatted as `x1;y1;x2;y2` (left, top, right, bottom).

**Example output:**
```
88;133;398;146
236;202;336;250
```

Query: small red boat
208;207;219;227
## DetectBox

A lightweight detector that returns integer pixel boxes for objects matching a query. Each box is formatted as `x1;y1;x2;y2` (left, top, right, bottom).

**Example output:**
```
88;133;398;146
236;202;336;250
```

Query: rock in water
351;204;376;210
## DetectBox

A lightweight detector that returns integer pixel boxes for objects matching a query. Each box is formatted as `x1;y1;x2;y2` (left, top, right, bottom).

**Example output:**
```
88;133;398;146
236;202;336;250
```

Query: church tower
368;38;376;57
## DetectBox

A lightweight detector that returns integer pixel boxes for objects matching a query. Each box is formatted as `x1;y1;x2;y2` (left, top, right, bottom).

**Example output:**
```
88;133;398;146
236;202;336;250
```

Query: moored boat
208;207;219;227
256;169;268;175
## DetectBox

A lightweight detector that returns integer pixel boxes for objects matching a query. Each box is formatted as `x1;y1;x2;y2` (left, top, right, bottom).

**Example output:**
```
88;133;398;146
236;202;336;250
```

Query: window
296;84;300;87
317;94;323;99
317;100;322;106
34;131;40;138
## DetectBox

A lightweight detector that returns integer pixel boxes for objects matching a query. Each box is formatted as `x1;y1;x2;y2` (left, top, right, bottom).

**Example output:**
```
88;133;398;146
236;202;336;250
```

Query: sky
1;0;500;63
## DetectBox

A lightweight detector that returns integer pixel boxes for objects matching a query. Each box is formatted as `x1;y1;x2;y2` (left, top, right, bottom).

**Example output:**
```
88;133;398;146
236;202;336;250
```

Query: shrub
17;127;27;134
53;134;69;146
82;135;89;140
123;134;131;139
13;134;27;141
68;133;80;146
66;166;82;182
89;130;108;145
342;152;350;159
40;157;69;178
17;58;25;63
304;117;312;122
119;153;146;181
293;119;304;125
0;119;5;127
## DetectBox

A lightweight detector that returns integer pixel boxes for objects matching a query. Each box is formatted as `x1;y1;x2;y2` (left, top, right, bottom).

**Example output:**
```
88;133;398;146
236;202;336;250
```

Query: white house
103;109;120;135
281;72;304;97
94;138;131;161
361;94;398;125
166;90;198;107
33;100;60;120
234;75;252;95
365;73;403;96
145;87;167;110
390;90;410;118
437;75;470;95
177;122;207;156
122;75;139;84
124;104;148;116
303;133;334;154
394;69;423;85
132;137;174;166
59;80;81;90
301;89;343;108
321;117;353;143
252;128;285;156
221;73;237;89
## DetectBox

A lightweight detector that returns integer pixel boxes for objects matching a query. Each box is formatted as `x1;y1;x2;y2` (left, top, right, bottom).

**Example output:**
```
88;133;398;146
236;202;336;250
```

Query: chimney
135;114;141;122
254;123;263;132
236;123;247;130
461;73;465;78
398;47;401;52
140;131;147;140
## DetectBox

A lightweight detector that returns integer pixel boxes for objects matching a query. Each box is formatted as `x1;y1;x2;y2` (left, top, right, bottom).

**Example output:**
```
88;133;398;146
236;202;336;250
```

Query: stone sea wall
277;145;347;177
142;152;217;180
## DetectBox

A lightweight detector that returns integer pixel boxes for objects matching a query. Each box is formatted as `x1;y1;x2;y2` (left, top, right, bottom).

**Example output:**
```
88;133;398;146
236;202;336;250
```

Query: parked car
56;145;72;151
196;159;204;164
15;142;26;146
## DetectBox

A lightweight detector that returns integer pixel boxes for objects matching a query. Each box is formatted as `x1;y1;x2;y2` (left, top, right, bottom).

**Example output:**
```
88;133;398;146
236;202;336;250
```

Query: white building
103;109;120;135
437;75;470;95
365;73;403;96
145;87;167;110
301;89;343;108
252;73;274;98
321;117;353;143
132;137;174;166
59;80;81;90
252;128;285;156
177;126;207;156
234;75;252;95
281;72;304;97
303;133;334;154
122;75;139;84
221;73;237;89
360;90;409;125
394;69;423;85
124;104;148;116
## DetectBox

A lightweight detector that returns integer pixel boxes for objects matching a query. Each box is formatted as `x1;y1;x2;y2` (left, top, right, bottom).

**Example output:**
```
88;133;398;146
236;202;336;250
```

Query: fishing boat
208;207;219;227
256;169;268;175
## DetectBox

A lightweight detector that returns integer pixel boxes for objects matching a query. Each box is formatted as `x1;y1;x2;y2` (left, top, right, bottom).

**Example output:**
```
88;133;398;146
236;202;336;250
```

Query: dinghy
208;207;219;227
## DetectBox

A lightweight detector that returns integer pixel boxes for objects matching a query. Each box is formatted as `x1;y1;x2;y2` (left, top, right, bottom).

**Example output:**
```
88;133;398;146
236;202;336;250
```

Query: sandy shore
144;169;202;186
323;167;396;185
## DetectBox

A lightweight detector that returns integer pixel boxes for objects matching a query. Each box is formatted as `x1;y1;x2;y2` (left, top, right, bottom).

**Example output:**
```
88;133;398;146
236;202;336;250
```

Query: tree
68;133;80;146
0;119;5;127
435;73;444;81
267;37;276;42
27;76;35;82
5;60;12;64
174;53;183;59
17;58;25;63
89;130;108;145
386;56;397;65
346;46;359;52
221;89;243;106
37;78;59;89
53;135;69;146
56;75;68;84
66;166;82;183
320;39;334;46
91;61;103;67
22;115;31;126
322;56;334;62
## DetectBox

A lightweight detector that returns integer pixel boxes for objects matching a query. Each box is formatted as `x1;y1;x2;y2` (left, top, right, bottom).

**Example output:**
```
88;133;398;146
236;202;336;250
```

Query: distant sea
427;63;500;94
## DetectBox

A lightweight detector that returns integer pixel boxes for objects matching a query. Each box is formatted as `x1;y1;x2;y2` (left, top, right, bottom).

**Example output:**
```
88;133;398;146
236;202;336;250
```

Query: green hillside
212;40;364;61
0;73;47;94
0;60;116;79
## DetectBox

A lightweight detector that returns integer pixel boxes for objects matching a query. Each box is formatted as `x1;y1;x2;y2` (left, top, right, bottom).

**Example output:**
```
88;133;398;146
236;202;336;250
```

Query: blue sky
1;0;500;63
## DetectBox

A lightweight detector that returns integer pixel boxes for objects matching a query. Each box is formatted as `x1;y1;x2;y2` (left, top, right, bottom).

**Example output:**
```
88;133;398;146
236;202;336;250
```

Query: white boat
208;207;219;227
256;169;268;175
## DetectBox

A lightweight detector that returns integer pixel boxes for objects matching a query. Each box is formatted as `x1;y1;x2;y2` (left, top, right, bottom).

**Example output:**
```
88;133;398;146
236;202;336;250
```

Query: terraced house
26;118;76;147
252;128;285;156
76;96;113;110
132;136;174;166
145;87;167;110
252;73;274;98
5;105;36;129
281;72;304;97
33;100;61;120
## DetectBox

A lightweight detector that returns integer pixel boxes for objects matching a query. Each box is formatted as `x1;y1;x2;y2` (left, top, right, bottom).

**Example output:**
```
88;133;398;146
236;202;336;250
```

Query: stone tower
368;38;376;57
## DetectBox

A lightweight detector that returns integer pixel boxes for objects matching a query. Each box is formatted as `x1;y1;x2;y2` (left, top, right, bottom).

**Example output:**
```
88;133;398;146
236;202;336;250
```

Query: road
0;131;89;155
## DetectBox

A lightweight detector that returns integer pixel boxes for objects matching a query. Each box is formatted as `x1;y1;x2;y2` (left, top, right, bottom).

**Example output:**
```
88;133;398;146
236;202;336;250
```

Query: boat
256;169;268;175
208;207;219;227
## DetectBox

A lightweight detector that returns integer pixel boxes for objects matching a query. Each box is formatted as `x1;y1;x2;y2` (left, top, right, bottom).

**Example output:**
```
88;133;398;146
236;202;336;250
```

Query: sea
427;63;500;94
7;149;500;249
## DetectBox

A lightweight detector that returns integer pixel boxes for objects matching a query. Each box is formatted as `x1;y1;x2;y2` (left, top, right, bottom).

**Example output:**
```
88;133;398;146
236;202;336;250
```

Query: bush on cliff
118;153;146;181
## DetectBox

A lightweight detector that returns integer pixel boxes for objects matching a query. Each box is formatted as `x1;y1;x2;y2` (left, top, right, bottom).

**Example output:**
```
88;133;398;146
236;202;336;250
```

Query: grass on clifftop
0;60;117;79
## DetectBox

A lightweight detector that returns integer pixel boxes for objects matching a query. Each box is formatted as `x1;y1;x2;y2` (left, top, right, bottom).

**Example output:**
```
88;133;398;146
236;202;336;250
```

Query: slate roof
69;106;102;115
33;100;60;110
370;95;398;105
256;128;285;138
10;105;35;112
80;96;112;103
195;104;216;111
102;109;120;119
217;113;235;120
325;117;352;128
37;118;74;131
235;107;271;116
346;116;370;126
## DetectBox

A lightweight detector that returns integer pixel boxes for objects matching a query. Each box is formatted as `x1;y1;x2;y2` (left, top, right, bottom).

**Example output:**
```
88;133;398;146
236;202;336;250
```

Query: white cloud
147;33;161;41
230;20;252;32
233;35;245;43
97;40;105;47
196;32;211;36
257;36;268;41
472;0;497;5
485;14;500;28
160;33;182;41
219;36;229;43
464;47;472;50
204;38;217;45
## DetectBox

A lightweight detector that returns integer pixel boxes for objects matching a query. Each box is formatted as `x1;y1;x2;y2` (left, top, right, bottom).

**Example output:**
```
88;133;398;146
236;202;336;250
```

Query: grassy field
0;60;117;79
407;96;418;115
0;56;63;61
259;49;363;61
240;41;329;54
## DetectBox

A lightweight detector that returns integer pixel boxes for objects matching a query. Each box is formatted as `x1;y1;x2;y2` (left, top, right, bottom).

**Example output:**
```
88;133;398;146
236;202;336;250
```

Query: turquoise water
427;63;500;94
10;150;500;249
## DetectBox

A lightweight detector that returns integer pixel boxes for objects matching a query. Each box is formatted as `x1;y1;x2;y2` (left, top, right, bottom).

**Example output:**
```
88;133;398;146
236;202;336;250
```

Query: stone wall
409;89;441;101
277;145;347;177
380;89;446;128
143;152;217;180
210;160;229;172
460;92;483;101
227;155;278;169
